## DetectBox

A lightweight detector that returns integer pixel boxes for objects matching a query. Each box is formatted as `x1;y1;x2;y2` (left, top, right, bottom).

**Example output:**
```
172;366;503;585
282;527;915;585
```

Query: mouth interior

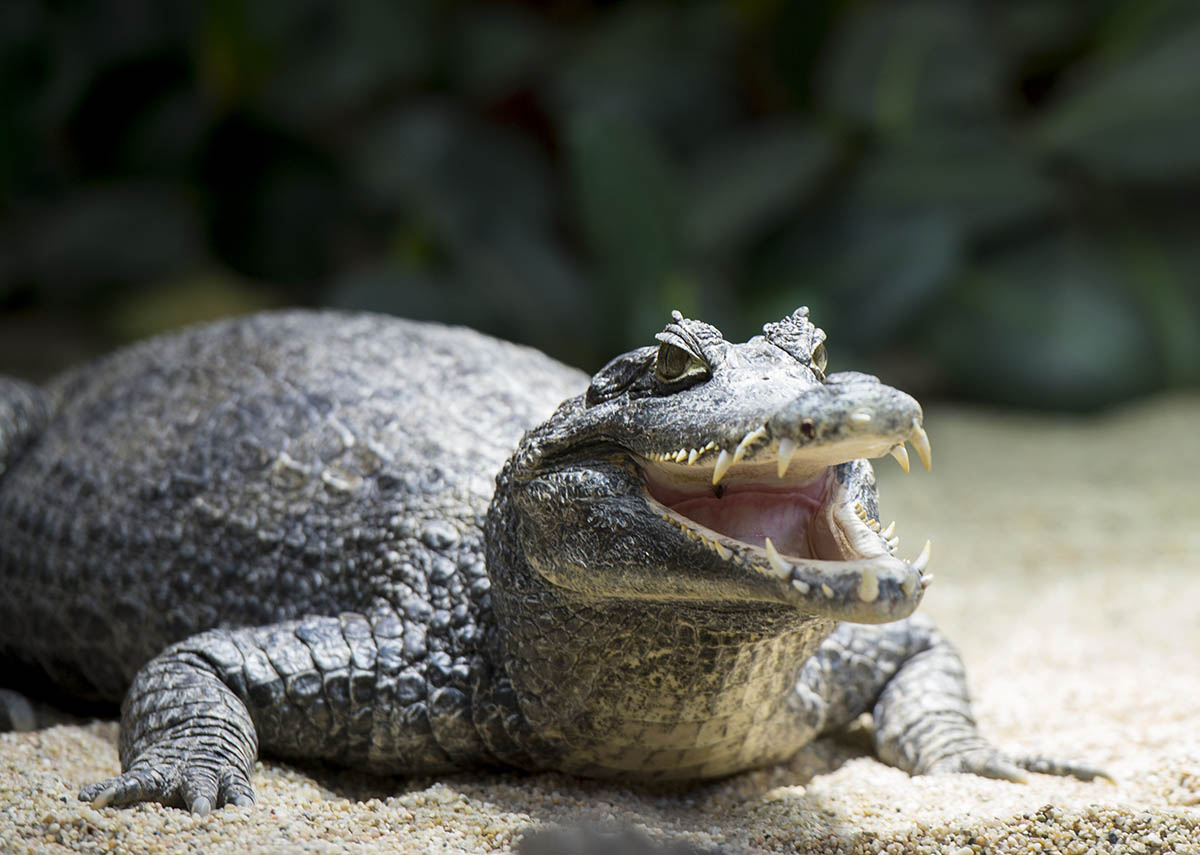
642;463;847;561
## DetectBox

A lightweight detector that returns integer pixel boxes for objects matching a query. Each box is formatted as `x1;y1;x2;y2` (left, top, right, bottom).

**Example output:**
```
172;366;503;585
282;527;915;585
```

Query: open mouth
636;424;933;612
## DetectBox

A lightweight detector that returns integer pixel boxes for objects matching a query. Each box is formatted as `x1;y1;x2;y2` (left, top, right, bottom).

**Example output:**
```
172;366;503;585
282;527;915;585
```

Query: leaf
1103;218;1200;386
328;227;599;368
354;102;554;241
449;5;549;100
565;110;684;326
239;0;437;124
933;236;1160;410
1034;16;1200;181
684;121;837;256
753;199;963;353
818;0;1002;133
845;126;1060;237
546;2;739;146
10;184;206;297
828;213;961;349
329;266;472;325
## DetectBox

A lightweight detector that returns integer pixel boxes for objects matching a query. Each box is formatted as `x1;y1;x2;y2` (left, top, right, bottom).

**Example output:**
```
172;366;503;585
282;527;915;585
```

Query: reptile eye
811;342;827;377
655;343;708;385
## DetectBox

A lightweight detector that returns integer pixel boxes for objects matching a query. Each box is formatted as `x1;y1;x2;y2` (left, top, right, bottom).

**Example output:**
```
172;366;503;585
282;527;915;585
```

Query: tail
0;377;51;479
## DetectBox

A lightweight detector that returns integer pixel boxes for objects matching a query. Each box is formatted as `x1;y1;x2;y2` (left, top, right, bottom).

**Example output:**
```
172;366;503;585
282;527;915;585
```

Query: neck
485;541;835;779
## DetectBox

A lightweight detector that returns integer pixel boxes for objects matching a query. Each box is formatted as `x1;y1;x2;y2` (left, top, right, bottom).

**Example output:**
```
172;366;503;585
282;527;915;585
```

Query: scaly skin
0;308;1105;813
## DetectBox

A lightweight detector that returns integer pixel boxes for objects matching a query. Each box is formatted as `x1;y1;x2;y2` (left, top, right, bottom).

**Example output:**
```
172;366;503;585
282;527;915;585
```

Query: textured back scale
0;311;585;702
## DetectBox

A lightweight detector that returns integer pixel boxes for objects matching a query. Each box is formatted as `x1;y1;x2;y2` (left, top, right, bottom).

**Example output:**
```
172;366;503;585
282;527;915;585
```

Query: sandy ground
2;395;1198;854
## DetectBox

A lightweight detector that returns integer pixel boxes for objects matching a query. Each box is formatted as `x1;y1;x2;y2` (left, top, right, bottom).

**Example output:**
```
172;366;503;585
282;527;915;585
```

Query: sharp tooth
732;425;767;465
858;567;879;603
921;573;934;588
881;520;896;538
674;449;688;463
910;539;932;572
867;519;881;531
764;537;791;577
821;584;834;599
777;437;797;478
712;449;734;485
887;536;900;550
889;443;910;474
712;541;731;560
911;425;932;471
791;579;810;595
687;448;699;465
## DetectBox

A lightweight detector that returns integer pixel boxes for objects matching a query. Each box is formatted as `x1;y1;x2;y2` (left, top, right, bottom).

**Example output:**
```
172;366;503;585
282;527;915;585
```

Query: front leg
80;609;494;813
798;615;1108;782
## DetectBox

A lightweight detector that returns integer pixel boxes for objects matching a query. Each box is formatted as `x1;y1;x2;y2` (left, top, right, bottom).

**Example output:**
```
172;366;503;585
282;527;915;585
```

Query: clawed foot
80;757;254;814
926;745;1113;784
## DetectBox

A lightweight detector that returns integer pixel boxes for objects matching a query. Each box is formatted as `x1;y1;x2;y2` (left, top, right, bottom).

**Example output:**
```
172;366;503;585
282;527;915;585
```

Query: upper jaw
637;372;929;484
642;418;931;488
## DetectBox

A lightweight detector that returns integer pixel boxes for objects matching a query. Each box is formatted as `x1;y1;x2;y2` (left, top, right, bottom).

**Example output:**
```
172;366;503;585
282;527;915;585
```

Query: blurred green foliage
1;0;1198;409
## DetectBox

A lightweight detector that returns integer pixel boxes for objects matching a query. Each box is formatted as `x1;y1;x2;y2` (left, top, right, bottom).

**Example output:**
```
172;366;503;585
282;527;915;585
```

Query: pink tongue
669;490;824;557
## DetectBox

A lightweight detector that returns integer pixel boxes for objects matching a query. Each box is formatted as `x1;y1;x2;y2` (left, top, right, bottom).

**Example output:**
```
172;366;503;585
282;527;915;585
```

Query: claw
88;784;118;809
190;795;213;816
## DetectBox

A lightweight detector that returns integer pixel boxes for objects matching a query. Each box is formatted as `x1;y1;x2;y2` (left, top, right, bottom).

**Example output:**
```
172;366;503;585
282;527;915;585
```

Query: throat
668;490;822;556
646;469;834;559
498;587;834;780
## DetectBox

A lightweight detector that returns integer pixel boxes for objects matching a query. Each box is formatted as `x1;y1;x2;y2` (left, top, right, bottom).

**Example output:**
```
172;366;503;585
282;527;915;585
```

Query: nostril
800;419;815;439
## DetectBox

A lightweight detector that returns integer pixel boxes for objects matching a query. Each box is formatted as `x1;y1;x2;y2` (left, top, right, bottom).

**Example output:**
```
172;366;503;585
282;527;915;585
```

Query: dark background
1;0;1197;410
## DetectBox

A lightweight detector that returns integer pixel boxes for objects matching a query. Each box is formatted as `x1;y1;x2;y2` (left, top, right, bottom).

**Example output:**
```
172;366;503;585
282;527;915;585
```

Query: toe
180;766;220;815
79;782;118;808
1016;754;1115;784
217;766;256;808
973;755;1029;784
81;767;176;809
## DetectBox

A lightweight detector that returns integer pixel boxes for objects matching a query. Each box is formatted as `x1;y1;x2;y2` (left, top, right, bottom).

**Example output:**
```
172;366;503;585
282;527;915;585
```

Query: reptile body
0;308;1102;813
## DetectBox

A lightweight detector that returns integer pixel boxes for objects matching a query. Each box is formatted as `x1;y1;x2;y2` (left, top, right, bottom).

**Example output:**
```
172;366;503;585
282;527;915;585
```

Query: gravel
2;394;1198;854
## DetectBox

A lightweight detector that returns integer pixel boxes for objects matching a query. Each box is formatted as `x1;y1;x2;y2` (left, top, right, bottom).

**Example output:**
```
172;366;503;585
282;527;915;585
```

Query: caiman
0;308;1104;814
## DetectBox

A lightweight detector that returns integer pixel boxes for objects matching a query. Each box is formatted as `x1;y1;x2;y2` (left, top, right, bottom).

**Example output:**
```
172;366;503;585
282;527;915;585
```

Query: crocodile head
493;308;932;625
